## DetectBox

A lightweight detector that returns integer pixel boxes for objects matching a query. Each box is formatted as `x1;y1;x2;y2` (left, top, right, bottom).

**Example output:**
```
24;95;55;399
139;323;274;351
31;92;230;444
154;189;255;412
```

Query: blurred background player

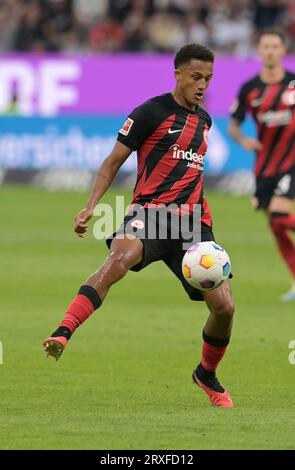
43;44;236;408
228;29;295;301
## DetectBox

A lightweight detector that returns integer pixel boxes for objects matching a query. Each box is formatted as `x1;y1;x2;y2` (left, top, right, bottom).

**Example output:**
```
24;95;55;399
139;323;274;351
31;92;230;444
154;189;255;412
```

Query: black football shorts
106;206;216;301
255;171;295;210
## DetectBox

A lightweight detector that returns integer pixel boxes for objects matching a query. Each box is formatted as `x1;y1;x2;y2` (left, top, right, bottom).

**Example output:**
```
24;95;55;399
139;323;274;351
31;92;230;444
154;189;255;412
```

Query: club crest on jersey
281;90;295;106
131;219;144;229
119;118;134;136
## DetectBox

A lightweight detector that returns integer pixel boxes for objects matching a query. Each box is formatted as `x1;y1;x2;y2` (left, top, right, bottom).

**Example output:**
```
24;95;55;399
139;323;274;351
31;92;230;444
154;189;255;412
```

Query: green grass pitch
1;185;295;450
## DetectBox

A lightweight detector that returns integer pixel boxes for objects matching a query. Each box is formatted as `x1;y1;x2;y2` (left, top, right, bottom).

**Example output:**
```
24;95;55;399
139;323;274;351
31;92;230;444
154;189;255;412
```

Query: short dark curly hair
174;44;215;69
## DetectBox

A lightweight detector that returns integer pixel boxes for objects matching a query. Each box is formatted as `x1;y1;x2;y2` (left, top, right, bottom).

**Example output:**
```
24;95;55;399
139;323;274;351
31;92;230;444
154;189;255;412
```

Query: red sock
270;219;295;277
201;341;227;372
271;213;295;231
60;295;96;334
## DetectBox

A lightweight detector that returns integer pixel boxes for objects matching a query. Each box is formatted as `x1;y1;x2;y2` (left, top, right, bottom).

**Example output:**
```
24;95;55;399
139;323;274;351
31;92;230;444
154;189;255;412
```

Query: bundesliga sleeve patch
119;117;134;136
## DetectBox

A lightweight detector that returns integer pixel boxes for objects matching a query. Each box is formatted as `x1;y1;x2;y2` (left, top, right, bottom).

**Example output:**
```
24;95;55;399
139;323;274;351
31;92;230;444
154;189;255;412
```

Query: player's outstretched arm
74;141;132;237
228;118;263;152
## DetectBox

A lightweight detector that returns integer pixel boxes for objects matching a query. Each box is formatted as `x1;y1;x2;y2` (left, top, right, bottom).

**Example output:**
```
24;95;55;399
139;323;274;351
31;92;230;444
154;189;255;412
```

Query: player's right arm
74;141;132;237
228;118;262;152
228;85;262;152
74;100;155;237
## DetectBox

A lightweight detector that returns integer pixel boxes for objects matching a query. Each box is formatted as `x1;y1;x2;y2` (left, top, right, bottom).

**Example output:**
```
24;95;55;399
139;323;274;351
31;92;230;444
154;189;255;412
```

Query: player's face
174;60;213;109
257;35;286;68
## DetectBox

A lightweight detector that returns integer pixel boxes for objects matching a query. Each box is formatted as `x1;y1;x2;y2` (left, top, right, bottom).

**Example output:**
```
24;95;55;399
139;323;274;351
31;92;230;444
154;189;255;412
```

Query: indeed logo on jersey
171;144;204;170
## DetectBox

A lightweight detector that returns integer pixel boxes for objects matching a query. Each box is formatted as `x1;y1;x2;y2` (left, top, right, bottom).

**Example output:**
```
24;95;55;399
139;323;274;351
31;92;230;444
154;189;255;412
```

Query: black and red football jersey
231;71;295;177
117;93;212;226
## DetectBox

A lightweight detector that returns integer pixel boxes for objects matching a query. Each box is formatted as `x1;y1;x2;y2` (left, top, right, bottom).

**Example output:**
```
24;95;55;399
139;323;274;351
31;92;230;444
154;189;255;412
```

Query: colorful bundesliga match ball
182;241;231;291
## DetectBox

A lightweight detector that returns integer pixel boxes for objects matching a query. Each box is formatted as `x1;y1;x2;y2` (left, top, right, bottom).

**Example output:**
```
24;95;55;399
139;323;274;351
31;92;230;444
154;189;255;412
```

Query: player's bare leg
44;236;143;360
192;280;235;408
85;235;143;299
268;196;295;300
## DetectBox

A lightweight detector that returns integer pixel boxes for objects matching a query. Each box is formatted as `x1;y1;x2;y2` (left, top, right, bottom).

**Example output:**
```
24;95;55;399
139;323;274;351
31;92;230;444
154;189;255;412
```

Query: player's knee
212;299;235;319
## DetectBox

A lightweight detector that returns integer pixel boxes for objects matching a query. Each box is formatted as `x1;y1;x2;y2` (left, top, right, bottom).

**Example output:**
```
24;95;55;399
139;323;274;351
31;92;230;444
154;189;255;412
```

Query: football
182;241;231;291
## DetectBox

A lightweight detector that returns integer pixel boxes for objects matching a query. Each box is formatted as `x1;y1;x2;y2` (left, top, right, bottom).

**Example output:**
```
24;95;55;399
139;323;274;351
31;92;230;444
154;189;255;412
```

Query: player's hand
74;208;94;238
241;137;263;152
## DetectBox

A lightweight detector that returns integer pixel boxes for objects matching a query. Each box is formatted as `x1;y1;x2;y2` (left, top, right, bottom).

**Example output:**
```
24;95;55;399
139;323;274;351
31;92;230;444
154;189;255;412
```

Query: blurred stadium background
0;0;294;193
1;0;295;451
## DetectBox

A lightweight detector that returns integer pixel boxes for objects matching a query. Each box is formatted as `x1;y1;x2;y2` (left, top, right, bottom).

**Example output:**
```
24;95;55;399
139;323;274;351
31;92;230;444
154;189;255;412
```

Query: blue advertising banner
0;116;256;175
